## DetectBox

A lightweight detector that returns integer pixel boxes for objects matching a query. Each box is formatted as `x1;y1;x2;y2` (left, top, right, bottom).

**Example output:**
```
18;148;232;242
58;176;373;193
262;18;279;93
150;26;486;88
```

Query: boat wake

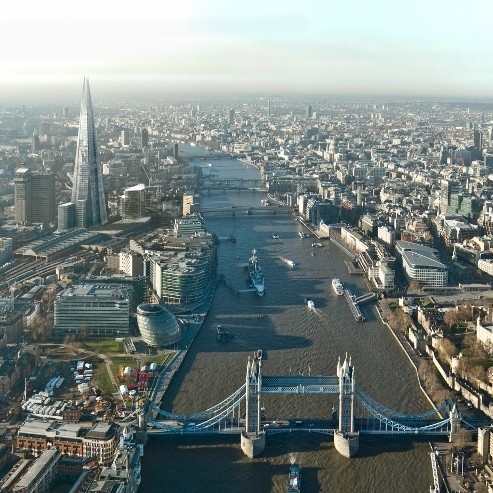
280;256;296;268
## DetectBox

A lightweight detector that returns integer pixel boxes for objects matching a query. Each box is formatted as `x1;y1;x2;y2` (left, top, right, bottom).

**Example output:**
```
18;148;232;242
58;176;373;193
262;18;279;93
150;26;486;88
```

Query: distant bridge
201;205;294;216
198;177;267;193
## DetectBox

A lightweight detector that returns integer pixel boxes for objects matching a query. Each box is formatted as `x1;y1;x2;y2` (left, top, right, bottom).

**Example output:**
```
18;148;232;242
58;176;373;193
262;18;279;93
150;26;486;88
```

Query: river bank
140;150;435;492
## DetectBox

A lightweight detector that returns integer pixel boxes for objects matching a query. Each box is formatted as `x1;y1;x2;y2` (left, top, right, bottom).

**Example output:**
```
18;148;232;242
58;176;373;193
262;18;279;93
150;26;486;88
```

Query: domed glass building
136;303;182;347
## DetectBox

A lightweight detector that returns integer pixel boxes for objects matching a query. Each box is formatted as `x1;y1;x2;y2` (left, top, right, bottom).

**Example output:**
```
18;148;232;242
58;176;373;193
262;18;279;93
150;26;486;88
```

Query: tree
443;310;458;329
408;280;421;293
437;339;458;364
30;314;53;342
456;428;472;451
80;323;90;339
469;365;487;390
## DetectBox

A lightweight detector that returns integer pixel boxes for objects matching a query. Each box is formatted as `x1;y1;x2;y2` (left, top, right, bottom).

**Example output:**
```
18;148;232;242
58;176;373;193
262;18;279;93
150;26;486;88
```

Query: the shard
71;78;107;228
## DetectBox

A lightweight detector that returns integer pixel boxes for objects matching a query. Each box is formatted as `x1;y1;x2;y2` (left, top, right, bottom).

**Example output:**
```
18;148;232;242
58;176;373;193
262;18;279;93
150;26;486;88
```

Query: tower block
240;352;266;458
334;354;360;458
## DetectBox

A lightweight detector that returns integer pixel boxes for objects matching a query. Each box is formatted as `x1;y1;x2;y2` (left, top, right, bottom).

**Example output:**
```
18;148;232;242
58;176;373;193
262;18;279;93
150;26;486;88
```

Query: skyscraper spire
71;78;107;228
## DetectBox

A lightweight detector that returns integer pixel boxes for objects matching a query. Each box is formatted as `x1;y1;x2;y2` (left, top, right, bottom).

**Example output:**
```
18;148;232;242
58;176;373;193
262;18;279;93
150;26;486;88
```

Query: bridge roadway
201;205;294;214
261;375;340;393
147;416;457;436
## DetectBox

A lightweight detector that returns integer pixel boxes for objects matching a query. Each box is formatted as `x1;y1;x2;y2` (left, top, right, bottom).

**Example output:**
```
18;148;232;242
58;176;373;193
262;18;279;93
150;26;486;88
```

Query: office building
0;447;60;493
121;184;146;219
439;179;461;215
228;108;235;125
54;284;131;337
121;130;130;146
136;303;182;347
119;250;144;277
14;419;118;466
173;212;206;236
81;275;147;311
31;173;55;224
474;129;483;157
147;244;216;306
306;105;313;118
13;168;31;225
31;133;40;153
14;168;55;225
396;240;448;287
71;79;108;228
182;193;201;215
57;202;75;232
141;127;149;148
0;238;13;266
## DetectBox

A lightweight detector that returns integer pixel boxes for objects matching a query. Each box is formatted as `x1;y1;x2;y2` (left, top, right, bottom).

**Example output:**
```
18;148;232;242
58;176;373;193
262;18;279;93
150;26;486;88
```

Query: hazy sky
1;0;492;100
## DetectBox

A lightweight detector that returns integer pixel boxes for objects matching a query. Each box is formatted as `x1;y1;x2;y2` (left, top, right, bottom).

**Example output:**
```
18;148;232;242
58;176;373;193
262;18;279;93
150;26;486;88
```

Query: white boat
248;249;265;297
332;278;344;296
281;257;295;267
307;299;315;310
272;233;280;239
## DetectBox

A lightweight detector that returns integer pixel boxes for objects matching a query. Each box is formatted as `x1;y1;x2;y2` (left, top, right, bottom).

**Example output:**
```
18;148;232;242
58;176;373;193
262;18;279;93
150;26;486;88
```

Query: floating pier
344;289;365;322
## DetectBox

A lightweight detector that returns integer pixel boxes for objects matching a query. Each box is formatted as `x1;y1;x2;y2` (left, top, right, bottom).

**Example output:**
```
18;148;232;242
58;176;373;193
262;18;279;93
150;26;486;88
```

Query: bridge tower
449;402;462;443
333;354;360;458
240;352;266;458
135;401;148;445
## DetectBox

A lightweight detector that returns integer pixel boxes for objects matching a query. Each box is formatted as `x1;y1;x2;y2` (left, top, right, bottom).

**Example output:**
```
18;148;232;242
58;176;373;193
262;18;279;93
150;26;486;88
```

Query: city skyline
1;0;493;102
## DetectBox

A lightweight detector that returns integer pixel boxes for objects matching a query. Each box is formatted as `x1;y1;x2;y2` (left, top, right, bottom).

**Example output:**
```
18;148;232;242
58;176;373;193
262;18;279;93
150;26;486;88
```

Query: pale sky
1;0;492;101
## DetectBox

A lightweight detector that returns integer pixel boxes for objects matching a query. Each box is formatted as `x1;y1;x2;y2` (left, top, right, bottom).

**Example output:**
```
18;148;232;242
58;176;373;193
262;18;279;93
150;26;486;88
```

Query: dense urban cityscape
2;80;493;491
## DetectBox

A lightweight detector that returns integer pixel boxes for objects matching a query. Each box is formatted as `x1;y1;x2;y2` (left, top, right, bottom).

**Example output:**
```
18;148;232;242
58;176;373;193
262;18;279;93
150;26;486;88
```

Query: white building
119;250;143;277
476;316;493;348
378;261;395;290
396;241;448;287
478;259;493;276
377;225;395;246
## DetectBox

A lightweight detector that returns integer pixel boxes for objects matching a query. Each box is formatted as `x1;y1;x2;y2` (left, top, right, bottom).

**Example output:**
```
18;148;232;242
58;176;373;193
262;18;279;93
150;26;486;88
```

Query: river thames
140;149;435;492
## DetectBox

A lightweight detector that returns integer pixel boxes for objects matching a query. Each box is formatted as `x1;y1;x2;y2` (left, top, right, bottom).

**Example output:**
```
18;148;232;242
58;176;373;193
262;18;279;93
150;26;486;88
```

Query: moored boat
272;233;280;239
216;325;234;343
248;249;265;297
332;278;344;296
307;299;315;310
288;464;302;492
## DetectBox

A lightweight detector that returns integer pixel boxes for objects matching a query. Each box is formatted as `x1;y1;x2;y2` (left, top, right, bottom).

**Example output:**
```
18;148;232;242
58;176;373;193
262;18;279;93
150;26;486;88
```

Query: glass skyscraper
71;79;107;228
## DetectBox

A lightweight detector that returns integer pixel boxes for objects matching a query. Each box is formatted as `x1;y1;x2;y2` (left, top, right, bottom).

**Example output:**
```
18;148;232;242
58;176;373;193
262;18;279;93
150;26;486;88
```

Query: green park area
79;341;176;396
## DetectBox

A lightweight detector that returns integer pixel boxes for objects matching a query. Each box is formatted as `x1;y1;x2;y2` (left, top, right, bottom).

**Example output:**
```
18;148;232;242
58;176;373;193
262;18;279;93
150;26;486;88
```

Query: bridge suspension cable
355;388;446;420
151;384;246;421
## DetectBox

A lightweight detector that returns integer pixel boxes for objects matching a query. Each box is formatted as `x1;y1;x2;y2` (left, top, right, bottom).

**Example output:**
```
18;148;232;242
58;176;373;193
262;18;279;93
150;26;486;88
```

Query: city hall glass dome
137;303;182;347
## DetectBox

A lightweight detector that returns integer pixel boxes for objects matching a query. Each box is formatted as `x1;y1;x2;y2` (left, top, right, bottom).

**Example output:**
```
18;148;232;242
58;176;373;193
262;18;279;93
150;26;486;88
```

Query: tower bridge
137;354;480;459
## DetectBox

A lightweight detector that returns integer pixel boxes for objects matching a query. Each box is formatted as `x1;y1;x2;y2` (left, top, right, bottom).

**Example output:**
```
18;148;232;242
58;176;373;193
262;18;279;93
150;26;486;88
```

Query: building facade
14;419;118;466
71;79;108;228
136;303;182;347
121;184;146;219
54;284;130;337
396;240;448;287
14;168;55;225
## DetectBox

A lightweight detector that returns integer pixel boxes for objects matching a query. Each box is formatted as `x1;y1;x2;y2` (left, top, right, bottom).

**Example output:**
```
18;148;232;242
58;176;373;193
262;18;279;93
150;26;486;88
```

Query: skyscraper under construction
71;79;107;228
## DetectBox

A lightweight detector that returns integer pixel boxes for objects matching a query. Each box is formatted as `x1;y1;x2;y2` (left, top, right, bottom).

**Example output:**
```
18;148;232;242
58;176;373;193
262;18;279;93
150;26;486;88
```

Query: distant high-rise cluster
70;79;108;228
